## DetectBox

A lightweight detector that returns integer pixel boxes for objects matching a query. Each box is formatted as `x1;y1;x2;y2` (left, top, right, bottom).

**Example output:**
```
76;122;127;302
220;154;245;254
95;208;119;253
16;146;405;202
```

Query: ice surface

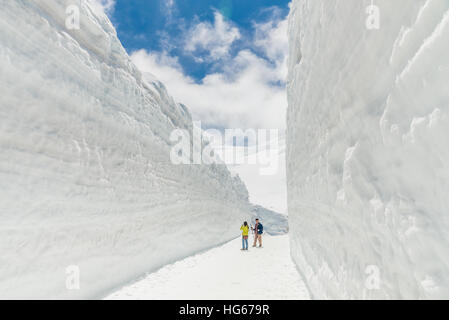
0;0;251;299
287;0;449;299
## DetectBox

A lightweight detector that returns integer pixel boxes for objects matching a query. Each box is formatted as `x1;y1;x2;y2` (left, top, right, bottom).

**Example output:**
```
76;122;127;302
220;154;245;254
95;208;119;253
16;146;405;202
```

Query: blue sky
109;0;290;81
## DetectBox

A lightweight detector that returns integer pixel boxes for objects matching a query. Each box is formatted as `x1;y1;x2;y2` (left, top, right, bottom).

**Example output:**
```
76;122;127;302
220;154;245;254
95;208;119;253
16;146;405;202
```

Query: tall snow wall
0;0;251;299
287;0;449;299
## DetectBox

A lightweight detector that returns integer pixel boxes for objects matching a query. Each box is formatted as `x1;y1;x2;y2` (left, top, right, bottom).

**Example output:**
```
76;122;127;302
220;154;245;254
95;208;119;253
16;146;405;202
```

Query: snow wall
0;0;251;299
251;205;289;236
287;0;449;299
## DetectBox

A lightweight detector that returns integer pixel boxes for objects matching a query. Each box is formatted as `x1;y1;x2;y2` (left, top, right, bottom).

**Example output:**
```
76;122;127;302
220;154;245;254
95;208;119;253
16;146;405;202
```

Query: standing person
240;221;249;250
252;218;263;248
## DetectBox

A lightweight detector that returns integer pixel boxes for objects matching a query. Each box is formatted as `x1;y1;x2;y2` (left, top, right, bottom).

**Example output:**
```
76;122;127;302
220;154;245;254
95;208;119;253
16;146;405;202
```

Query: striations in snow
0;0;252;299
287;0;449;299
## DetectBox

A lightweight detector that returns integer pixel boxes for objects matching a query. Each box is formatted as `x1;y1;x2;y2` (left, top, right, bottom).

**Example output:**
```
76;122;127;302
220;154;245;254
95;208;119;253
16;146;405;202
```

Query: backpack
258;223;263;234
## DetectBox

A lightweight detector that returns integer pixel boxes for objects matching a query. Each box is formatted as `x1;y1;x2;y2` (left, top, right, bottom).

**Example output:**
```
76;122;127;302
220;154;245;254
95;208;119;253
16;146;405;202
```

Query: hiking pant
253;234;262;247
242;236;248;250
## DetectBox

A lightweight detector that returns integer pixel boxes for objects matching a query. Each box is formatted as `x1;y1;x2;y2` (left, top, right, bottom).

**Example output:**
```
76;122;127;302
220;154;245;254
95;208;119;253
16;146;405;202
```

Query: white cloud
254;18;289;80
131;14;288;130
165;0;175;13
89;0;116;15
132;48;286;130
185;11;241;61
162;0;176;21
166;0;175;9
131;49;195;88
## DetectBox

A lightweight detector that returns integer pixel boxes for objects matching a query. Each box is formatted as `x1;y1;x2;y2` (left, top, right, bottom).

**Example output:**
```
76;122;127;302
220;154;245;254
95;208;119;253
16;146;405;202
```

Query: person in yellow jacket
240;221;249;250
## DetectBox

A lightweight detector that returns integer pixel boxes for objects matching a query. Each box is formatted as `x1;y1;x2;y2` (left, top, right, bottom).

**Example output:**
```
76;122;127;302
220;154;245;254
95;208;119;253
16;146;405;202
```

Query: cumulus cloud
131;50;194;88
131;12;288;131
185;11;241;61
254;18;288;80
132;48;286;130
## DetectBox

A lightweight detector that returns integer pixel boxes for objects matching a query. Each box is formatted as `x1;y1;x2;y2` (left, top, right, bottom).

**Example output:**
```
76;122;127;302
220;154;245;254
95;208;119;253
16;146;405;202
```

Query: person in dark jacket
252;218;263;248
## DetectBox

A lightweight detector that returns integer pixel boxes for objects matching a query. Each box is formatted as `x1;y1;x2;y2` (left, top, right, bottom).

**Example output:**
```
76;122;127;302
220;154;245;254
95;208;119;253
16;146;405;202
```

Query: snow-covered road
105;235;310;300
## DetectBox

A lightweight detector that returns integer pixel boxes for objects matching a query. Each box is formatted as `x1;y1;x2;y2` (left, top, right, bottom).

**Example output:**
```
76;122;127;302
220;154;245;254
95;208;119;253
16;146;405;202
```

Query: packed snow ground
105;235;310;300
